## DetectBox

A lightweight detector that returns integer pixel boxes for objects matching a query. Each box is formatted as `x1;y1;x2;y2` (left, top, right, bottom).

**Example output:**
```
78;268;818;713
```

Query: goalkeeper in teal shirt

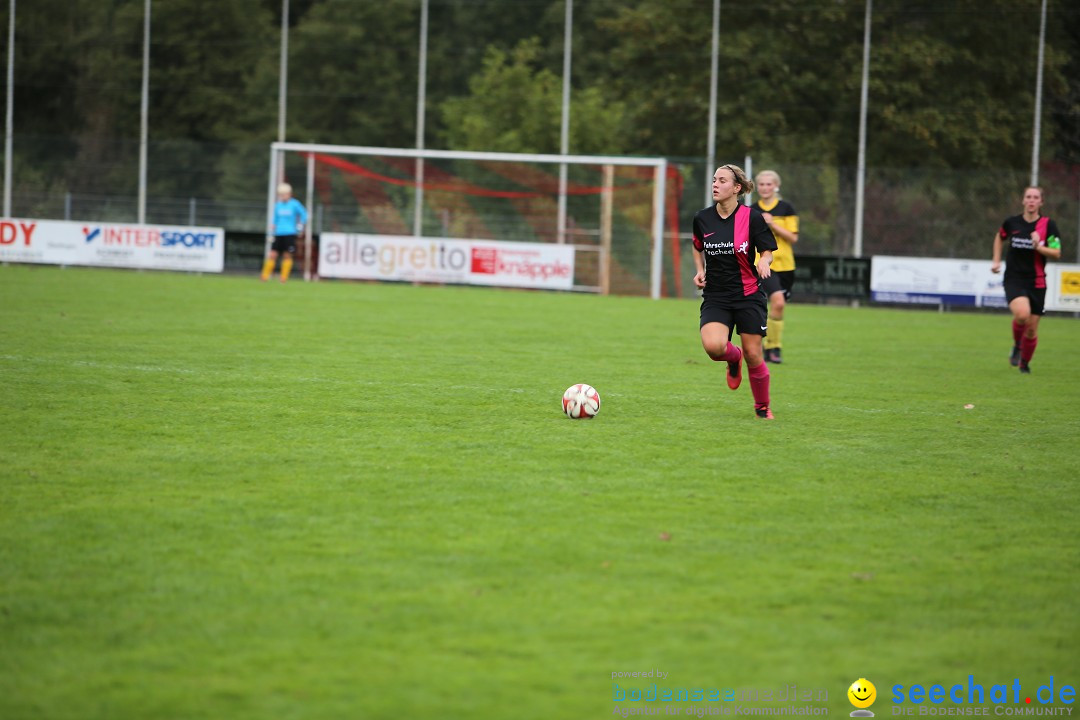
262;182;309;282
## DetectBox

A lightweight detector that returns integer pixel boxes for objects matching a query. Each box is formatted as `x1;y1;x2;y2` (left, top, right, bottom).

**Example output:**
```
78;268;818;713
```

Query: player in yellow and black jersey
753;170;799;364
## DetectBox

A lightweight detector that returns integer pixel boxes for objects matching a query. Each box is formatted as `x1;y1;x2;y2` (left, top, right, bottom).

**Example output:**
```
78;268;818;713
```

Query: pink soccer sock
1012;320;1024;346
711;341;742;364
1020;334;1038;363
725;342;743;365
748;362;770;409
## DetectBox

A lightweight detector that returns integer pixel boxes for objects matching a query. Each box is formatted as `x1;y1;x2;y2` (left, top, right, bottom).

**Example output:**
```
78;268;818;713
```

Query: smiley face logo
848;678;877;709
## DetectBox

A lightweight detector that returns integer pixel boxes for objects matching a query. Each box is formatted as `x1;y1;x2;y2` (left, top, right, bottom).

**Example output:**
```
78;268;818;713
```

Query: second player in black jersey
991;186;1063;373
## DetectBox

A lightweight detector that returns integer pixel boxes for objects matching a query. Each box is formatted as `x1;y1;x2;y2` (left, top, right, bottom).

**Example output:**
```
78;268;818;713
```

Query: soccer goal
266;142;683;298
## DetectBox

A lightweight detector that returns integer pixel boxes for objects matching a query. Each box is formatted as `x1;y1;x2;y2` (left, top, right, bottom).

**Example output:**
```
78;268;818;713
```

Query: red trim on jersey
734;205;757;296
1034;216;1049;288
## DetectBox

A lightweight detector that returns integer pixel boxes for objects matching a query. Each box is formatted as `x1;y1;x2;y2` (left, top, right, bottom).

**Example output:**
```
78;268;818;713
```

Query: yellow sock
260;257;275;280
281;257;294;282
770;318;784;349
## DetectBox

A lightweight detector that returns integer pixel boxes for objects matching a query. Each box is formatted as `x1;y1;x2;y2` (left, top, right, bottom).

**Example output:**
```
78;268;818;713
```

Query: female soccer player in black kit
991;186;1063;374
692;165;778;419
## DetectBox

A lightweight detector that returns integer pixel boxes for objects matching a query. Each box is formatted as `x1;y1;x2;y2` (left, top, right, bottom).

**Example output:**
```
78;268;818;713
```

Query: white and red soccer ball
562;383;600;419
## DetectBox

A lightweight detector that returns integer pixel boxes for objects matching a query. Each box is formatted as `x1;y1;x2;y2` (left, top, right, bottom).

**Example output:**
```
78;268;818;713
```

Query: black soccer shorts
272;234;298;255
699;290;769;337
761;270;795;300
1003;277;1047;316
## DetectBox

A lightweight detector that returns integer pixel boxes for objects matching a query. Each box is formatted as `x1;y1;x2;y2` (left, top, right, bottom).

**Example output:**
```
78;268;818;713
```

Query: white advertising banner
0;218;224;273
1046;264;1080;312
870;256;1006;307
319;234;575;291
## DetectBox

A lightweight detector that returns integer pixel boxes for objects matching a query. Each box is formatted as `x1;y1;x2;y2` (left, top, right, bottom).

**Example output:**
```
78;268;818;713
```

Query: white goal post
266;142;670;298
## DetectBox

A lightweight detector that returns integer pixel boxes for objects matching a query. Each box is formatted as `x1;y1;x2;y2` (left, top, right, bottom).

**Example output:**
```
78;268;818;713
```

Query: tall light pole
704;0;720;208
276;0;293;188
853;0;872;258
137;0;150;223
556;0;572;244
413;0;428;237
1030;0;1047;186
278;0;289;144
266;0;289;264
3;0;15;217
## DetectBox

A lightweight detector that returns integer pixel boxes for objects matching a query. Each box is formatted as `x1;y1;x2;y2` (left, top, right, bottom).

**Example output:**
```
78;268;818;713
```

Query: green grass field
1;265;1078;720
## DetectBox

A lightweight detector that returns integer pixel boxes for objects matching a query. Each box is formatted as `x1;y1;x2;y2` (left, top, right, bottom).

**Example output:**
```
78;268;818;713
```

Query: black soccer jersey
998;214;1061;289
693;204;777;301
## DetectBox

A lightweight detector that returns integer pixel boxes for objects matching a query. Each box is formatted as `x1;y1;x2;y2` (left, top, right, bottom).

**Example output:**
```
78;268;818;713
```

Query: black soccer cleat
755;406;775;420
771;348;783;364
1009;345;1021;367
1018;360;1031;374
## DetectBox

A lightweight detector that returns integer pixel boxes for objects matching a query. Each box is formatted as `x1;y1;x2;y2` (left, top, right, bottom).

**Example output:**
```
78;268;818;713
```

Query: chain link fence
9;135;1080;292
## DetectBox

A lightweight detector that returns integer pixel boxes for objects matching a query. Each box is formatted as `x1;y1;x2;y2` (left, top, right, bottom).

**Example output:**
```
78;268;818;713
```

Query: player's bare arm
763;213;798;244
693;249;706;288
1032;231;1062;260
757;251;774;279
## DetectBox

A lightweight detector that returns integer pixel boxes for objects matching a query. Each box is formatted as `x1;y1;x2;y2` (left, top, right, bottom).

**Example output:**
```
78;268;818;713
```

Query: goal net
266;142;684;298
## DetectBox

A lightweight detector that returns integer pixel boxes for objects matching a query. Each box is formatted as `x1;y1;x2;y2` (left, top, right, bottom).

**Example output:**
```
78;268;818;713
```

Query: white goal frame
267;142;669;298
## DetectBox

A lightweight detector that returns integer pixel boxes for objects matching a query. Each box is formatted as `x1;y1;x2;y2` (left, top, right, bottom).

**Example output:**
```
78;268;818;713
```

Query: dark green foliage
3;0;1076;167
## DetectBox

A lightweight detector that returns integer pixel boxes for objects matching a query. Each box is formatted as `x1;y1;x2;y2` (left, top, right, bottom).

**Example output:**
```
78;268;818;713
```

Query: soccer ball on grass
562;383;601;419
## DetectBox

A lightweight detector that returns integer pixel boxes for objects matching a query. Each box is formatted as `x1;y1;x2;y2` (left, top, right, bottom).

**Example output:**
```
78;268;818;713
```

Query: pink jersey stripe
1035;216;1049;288
735;205;757;296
